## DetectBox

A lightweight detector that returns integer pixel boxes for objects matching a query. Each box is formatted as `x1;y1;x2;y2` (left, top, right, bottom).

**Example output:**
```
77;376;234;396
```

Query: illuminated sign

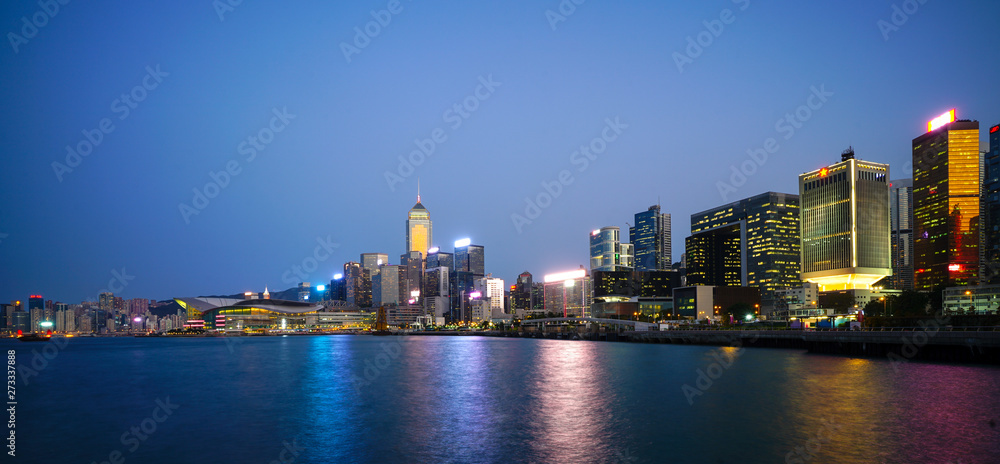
469;291;482;299
948;264;961;272
316;285;326;292
410;290;420;297
30;295;42;299
819;168;828;177
454;238;471;248
992;125;999;134
39;321;54;328
333;273;343;280
592;229;600;236
428;246;440;254
927;109;955;132
544;269;586;283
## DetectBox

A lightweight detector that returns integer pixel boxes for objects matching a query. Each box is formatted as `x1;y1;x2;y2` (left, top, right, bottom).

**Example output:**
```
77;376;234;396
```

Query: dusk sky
2;0;999;303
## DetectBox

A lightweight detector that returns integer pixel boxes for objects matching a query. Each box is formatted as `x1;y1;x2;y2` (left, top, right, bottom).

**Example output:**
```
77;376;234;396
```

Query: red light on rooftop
29;295;42;299
992;125;999;134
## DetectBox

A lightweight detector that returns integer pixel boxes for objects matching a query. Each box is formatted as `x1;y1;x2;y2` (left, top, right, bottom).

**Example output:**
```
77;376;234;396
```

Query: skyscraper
686;192;800;310
510;271;533;313
913;110;980;289
630;205;671;271
799;149;891;291
405;188;432;258
29;295;44;332
889;179;914;290
542;268;591;317
590;226;634;271
984;124;1000;283
344;262;371;308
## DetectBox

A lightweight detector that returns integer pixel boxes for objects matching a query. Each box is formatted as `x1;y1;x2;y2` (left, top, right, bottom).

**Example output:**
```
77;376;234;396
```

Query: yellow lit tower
912;109;980;290
406;181;432;258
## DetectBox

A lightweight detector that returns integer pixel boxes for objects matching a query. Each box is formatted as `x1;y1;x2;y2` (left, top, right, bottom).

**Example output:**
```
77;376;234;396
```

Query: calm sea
6;335;1000;463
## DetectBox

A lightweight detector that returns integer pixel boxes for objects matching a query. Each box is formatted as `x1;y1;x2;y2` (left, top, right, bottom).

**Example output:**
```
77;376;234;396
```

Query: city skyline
2;1;1000;303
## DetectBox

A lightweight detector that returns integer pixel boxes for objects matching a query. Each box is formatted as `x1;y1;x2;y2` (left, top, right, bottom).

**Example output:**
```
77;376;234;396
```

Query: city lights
543;269;586;283
454;238;471;248
927;109;956;132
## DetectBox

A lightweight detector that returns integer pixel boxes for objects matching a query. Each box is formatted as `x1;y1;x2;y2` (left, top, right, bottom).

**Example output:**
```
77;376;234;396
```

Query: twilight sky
2;0;999;303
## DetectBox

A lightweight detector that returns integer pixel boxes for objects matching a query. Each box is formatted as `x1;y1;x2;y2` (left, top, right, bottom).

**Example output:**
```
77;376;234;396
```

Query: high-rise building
344;262;371;308
373;264;402;306
405;189;432;258
361;253;389;278
630;205;672;271
474;275;505;320
454;239;485;298
510;271;533;313
984;124;1000;283
913;110;980;289
542;268;591;317
889;179;914;290
329;275;346;301
400;251;423;304
686;192;800;310
590;226;634;271
29;294;44;332
799;149;891;291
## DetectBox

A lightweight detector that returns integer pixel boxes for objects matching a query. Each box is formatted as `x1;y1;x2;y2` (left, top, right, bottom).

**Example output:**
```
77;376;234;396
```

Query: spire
417;178;421;203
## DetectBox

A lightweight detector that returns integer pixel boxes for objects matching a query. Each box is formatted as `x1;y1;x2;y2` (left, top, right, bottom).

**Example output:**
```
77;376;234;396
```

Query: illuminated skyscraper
913;110;980;289
984;124;1000;283
405;186;432;258
889;179;914;290
590;226;634;271
799;149;891;290
630;205;671;271
686;192;800;310
542;268;591;317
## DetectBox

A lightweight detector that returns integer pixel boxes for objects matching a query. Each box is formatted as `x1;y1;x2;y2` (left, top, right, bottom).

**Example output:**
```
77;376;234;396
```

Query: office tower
889;179;914;290
329;275;346;301
454;239;485;298
426;248;453;270
361;253;389;277
542;268;591;317
297;282;311;301
373;264;402;306
399;251;423;304
799;148;891;290
686;191;800;310
28;295;44;331
511;271;533;313
590;227;634;271
630;205;672;271
474;275;506;320
344;262;372;308
913;110;980;289
984;124;1000;283
405;188;432;258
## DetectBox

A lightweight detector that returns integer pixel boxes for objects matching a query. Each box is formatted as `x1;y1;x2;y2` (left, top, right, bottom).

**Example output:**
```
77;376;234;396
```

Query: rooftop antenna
417;178;421;202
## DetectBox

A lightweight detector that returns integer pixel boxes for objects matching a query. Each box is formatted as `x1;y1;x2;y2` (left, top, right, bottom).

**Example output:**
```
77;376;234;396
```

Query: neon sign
927;109;955;132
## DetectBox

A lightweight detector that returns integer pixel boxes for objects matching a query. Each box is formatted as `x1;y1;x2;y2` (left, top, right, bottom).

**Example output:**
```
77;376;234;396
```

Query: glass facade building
913;119;980;289
889;179;914;290
630;205;671;271
406;196;432;258
687;192;800;310
590;226;634;271
799;151;891;290
985;124;1000;283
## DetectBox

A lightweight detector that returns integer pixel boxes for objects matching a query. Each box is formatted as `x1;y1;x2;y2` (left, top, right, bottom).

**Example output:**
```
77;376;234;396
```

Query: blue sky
2;0;999;303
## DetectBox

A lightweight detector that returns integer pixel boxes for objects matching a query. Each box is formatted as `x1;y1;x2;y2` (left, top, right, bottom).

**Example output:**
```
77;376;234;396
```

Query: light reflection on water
11;336;1000;464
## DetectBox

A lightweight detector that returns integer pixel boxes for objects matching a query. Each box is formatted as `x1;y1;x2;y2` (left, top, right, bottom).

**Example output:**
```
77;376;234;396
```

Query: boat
17;333;51;342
